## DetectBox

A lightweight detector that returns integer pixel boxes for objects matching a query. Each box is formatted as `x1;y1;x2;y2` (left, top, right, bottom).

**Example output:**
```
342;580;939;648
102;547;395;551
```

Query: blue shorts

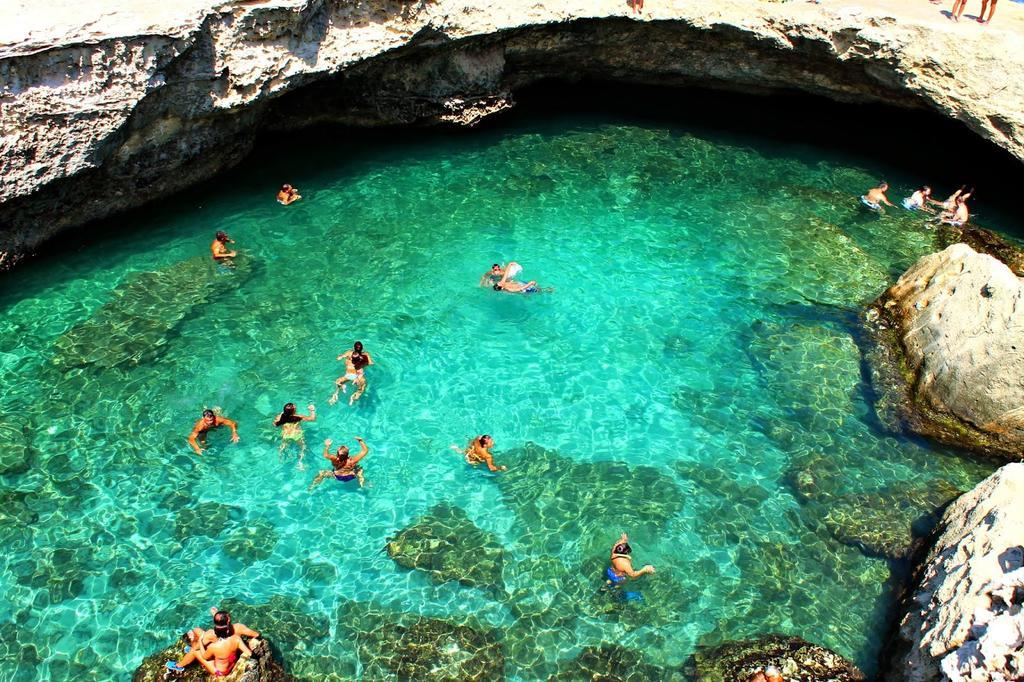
606;567;626;585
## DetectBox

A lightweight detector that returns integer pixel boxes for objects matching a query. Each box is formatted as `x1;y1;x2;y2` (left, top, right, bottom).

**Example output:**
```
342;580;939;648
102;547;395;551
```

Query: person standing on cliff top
629;0;644;14
211;231;236;261
977;0;997;23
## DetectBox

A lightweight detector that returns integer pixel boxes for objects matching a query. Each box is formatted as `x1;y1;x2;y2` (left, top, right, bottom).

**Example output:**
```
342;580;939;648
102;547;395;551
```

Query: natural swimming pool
0;106;1012;680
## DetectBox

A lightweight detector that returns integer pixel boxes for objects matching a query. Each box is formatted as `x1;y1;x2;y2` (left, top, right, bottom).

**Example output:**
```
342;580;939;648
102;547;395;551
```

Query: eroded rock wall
888;463;1024;682
866;243;1024;461
2;0;1023;269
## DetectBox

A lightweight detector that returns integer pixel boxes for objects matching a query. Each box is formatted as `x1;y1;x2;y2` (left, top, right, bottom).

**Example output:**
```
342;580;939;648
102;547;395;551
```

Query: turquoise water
0;113;1010;681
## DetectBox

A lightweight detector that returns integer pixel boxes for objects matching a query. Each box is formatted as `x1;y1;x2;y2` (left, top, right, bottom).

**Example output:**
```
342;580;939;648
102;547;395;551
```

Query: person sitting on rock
605;532;655;587
187;409;239;456
210;231;237;261
167;608;259;674
860;182;895;213
309;437;370;490
276;184;302;205
746;665;784;682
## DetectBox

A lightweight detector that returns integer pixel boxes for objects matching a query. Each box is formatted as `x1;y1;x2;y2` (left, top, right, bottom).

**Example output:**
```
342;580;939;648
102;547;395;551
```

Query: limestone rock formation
889;463;1024;682
3;0;1024;269
692;634;866;682
385;502;506;593
132;636;286;682
867;244;1024;460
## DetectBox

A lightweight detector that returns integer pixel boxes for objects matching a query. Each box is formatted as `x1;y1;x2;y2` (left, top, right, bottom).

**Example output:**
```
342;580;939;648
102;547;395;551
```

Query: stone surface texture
692;633;867;682
2;0;1024;268
890;463;1024;682
868;243;1024;460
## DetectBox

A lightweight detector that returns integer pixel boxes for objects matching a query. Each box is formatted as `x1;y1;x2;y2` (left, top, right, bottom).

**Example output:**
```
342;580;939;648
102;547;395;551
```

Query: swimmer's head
215;231;231;243
336;446;350;465
763;666;782;682
480;435;493;447
212;611;233;639
613;542;632;555
353;341;364;353
202;409;216;423
879;182;889;190
491;264;501;273
281;184;292;192
920;185;931;194
282;402;296;416
493;284;503;291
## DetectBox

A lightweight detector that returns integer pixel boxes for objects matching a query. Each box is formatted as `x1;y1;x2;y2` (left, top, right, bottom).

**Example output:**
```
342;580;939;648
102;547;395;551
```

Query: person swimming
493;280;543;294
861;182;895;213
480;263;505;287
309;437;370;490
187;408;239;456
937;193;971;227
273;402;316;468
451;435;507;472
329;341;374;406
210;231;237;261
902;185;937;213
605;532;655;588
276;184;301;205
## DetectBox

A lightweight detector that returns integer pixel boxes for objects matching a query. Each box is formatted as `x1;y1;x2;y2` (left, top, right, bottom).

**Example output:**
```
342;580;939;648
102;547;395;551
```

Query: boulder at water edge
866;244;1024;460
132;637;286;682
888;463;1024;682
692;634;866;682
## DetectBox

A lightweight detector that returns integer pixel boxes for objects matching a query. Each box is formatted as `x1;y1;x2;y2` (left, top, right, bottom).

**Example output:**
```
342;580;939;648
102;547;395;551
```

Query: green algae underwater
0;102;1018;681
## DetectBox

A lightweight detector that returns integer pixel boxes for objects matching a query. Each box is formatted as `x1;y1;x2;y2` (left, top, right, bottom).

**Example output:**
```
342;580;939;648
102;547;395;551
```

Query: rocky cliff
2;0;1023;269
866;243;1024;461
888;463;1024;682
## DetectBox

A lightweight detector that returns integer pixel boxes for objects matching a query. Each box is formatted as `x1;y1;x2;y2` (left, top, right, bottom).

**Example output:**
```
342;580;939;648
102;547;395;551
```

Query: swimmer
309;437;369;491
480;263;505;287
167;608;259;675
937;193;971;227
450;435;507;472
273;402;316;468
276;184;302;205
211;231;237;261
902;186;936;213
329;341;374;406
860;182;895;213
493;280;549;294
605;532;655;588
187;409;239;456
938;185;968;211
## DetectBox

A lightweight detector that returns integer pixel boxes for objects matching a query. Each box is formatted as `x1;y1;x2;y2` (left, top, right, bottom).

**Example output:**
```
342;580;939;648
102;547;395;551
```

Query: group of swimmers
861;182;973;227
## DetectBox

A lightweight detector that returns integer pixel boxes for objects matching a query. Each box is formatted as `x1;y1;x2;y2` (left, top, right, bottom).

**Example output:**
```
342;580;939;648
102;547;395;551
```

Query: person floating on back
329;341;374;406
309;437;370;491
860;182;895;213
276;184;302;205
605;532;655;588
491;261;552;294
451;434;507;472
211;231;237;261
273;402;316;468
187;408;239;456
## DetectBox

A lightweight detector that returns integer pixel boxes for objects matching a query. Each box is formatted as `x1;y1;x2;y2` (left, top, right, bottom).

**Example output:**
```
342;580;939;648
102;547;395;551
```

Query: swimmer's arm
238;637;253;658
187;421;205;455
881;195;895;207
349;437;369;465
336;350;353;361
323;440;332;461
624;563;655;577
364;352;374;366
217;416;240;442
195;641;217;675
301;406;316;422
235;623;260;639
482;451;507;472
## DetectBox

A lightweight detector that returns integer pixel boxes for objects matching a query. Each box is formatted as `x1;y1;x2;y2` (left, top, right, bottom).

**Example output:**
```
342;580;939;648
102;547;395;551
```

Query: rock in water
385;503;506;594
692;634;866;682
338;600;504;682
888;463;1024;682
548;644;679;681
132;637;286;682
866;244;1024;460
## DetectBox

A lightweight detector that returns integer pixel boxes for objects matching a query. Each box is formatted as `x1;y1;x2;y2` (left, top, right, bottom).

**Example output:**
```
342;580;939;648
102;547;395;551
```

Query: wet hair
335;447;350;466
613;543;632;555
212;611;234;639
917;186;931;194
493;284;503;291
479;435;492;446
215;231;229;242
353;341;364;352
879;181;889;189
491;263;500;270
202;409;215;419
281;184;292;192
274;403;297;427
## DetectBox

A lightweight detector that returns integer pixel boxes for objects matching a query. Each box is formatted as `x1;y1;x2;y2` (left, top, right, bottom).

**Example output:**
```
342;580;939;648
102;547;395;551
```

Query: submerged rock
132;636;285;682
866;244;1024;460
0;416;31;476
548;644;680;681
223;520;279;564
496;442;684;554
175;501;245;540
51;257;245;371
218;596;330;654
692;634;866;682
815;480;963;560
338;600;504;681
937;224;1024;277
889;463;1024;682
385;503;505;593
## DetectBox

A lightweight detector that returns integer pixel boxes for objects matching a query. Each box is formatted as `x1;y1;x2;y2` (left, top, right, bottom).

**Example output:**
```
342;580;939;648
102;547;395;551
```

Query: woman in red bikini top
196;612;251;677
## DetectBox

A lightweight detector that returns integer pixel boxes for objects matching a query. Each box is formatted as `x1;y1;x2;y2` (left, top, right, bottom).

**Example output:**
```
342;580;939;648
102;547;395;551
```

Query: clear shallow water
0;114;1011;680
